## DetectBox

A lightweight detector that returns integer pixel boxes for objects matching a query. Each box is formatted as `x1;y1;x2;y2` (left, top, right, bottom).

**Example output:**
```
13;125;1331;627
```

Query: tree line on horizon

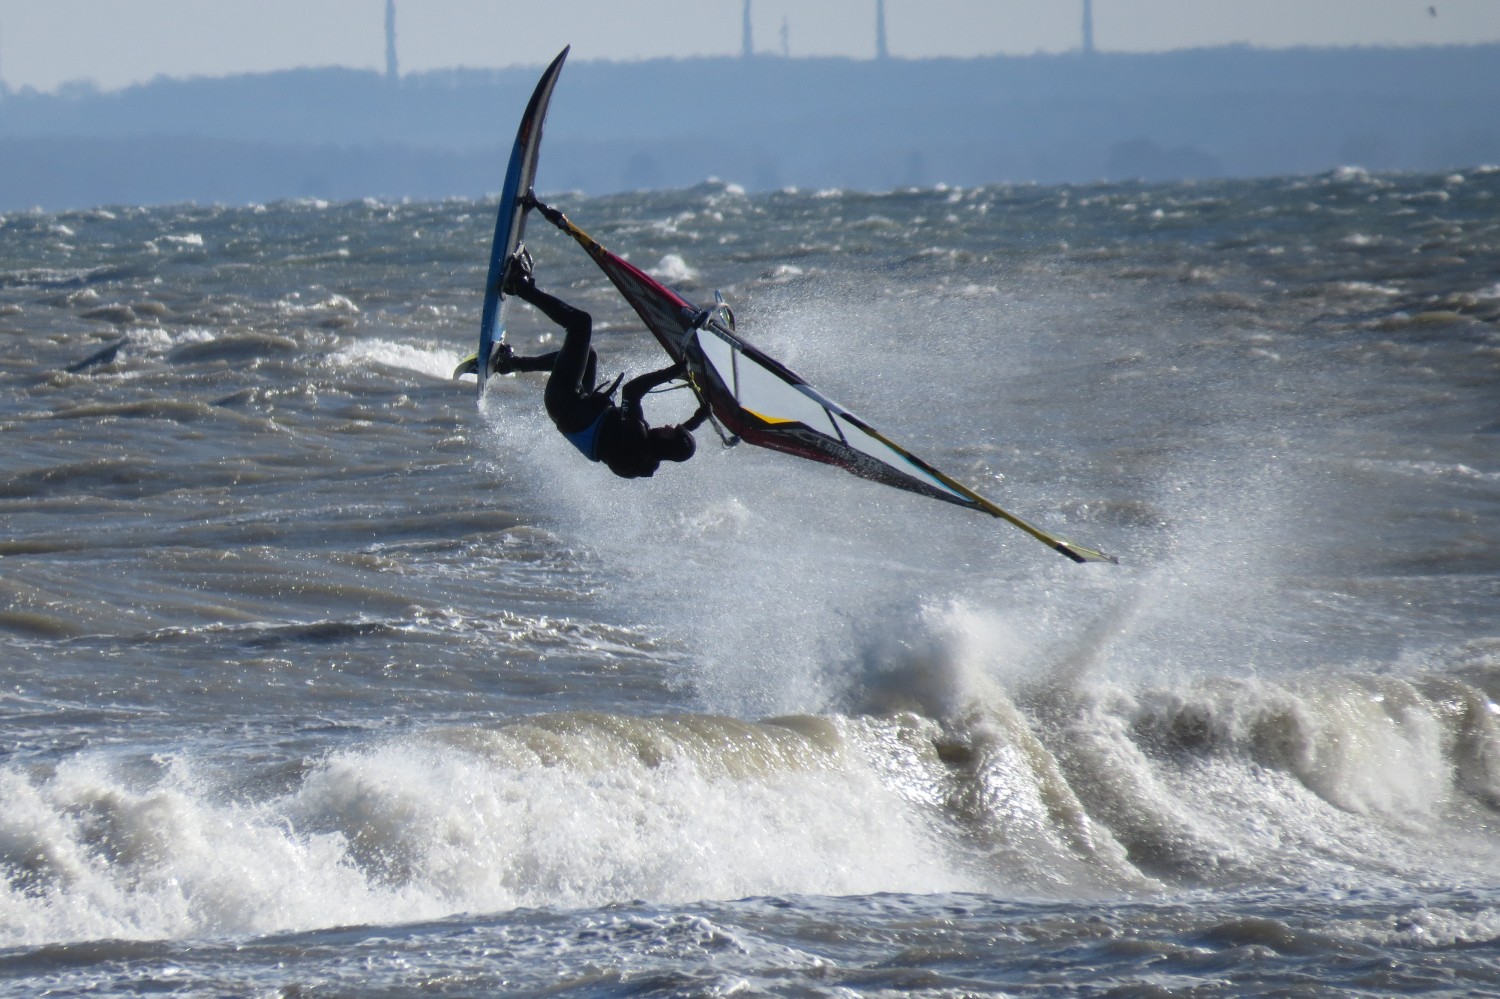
1;44;1495;211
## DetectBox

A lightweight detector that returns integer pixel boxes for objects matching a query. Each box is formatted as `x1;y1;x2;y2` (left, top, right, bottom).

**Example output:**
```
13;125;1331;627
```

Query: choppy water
2;168;1499;996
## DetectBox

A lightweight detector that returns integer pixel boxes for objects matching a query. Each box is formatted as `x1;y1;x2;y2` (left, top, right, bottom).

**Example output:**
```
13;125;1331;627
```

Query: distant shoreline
2;44;1496;212
4;40;1497;99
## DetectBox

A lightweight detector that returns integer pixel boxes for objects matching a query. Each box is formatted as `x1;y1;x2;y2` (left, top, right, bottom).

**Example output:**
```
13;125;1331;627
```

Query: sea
1;167;1498;997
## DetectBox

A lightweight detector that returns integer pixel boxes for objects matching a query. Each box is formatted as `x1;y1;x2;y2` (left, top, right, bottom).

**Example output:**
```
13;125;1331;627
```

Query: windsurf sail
536;206;1118;565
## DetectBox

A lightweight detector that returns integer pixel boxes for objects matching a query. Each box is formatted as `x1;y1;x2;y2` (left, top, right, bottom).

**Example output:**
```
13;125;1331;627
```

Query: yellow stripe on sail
743;407;796;425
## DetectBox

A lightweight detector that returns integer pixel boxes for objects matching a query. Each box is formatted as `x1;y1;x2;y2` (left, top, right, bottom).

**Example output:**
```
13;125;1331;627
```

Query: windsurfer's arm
680;397;711;432
622;362;709;431
621;360;685;409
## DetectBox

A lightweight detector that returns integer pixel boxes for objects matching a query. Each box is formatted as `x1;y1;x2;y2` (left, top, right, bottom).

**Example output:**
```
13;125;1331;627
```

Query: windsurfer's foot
489;342;516;375
502;247;534;296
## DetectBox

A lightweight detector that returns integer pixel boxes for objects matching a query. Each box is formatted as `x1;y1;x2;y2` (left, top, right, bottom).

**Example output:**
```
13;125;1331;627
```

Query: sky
1;0;1497;93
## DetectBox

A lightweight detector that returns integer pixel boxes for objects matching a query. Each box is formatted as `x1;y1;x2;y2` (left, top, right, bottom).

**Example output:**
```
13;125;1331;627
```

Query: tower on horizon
875;0;889;60
742;0;754;58
1082;0;1095;55
385;0;399;80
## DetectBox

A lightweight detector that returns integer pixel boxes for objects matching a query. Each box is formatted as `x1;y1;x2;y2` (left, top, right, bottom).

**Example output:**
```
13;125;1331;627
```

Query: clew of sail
539;208;1117;564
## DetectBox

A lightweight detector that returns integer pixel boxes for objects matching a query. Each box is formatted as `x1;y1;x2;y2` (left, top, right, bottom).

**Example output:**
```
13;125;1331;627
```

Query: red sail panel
562;223;699;361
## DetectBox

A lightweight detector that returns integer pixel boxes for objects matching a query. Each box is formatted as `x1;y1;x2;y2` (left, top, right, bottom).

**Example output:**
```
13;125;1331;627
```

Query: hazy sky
1;0;1496;93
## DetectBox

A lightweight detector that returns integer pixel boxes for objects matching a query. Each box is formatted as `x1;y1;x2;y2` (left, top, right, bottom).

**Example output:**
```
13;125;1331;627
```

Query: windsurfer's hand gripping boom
523;193;570;231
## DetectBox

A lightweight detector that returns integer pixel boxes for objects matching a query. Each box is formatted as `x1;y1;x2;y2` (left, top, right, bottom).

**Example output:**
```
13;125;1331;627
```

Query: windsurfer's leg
498;348;559;374
509;279;600;421
536;314;598;425
581;346;598;391
511;281;589;338
543;332;598;408
543;344;602;432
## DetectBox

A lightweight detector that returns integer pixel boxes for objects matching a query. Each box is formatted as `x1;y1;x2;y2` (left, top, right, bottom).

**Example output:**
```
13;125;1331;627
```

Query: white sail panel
698;330;841;439
695;330;738;392
830;413;973;503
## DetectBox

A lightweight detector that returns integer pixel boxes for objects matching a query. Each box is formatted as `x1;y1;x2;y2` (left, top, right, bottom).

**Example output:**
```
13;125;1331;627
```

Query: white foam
0;755;437;947
0;719;977;946
328;338;462;381
648;254;698;284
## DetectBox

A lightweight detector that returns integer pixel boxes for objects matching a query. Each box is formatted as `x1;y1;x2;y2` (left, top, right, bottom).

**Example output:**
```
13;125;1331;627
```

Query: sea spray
3;175;1499;993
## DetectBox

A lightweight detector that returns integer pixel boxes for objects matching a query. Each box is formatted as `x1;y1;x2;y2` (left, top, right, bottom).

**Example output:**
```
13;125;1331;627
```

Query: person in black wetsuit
489;253;710;479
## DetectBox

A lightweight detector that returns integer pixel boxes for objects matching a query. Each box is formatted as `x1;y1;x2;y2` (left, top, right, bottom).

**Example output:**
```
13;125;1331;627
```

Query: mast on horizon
742;0;754;58
1082;0;1096;55
385;0;399;80
875;0;889;60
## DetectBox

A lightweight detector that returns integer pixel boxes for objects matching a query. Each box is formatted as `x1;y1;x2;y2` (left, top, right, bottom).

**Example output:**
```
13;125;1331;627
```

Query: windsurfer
488;250;709;479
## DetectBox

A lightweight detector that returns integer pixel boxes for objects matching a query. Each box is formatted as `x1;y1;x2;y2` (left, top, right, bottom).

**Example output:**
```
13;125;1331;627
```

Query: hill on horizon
1;44;1496;211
